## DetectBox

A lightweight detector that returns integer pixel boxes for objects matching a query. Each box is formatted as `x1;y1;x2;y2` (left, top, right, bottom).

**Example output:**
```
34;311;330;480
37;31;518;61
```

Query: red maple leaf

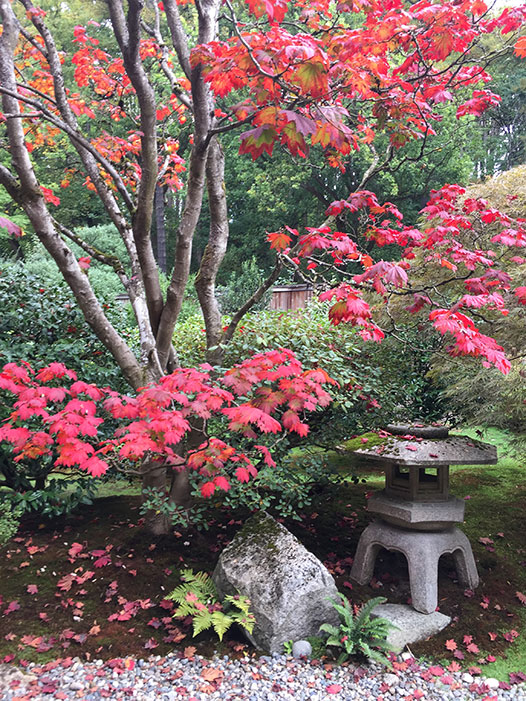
3;600;20;615
68;542;84;559
267;230;292;251
514;36;526;58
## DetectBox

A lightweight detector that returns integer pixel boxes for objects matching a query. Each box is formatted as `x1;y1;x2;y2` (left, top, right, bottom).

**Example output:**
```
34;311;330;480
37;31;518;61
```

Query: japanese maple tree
1;0;526;530
0;349;335;529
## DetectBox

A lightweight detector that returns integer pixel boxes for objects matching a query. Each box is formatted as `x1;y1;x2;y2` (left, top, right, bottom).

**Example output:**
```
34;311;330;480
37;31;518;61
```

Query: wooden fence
269;284;314;311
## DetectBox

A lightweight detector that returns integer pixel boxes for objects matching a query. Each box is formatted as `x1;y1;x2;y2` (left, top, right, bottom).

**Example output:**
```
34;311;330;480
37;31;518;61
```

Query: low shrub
0;499;22;546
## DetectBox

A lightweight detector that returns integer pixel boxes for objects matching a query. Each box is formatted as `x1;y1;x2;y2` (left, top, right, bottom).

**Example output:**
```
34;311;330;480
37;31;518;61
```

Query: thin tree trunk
195;138;229;365
155;184;167;273
141;461;171;536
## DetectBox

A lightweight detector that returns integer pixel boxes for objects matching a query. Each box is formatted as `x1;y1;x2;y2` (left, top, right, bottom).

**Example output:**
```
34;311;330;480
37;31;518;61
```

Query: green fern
167;569;255;642
320;595;397;666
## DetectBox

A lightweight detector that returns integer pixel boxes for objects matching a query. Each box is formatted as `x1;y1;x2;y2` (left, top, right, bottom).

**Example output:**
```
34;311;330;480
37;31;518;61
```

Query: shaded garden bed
0;442;525;682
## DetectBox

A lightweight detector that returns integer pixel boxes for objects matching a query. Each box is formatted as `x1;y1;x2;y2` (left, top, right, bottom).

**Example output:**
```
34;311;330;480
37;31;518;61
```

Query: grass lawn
0;427;524;682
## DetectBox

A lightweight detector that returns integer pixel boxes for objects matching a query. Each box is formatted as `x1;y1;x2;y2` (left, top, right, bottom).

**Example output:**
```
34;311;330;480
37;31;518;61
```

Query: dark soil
0;466;525;674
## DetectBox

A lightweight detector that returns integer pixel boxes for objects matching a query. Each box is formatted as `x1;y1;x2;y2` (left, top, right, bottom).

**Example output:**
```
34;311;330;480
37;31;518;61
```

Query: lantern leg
451;529;480;590
350;523;383;585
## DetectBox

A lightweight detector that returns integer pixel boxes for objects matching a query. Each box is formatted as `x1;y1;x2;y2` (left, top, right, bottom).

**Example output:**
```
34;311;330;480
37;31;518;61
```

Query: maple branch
18;23;48;59
16;0;137;221
2;111;41;119
140;13;193;112
221;258;284;345
107;0;164;335
156;0;222;370
208;113;254;137
52;219;128;277
0;84;135;213
0;162;22;200
163;0;192;80
0;0;147;389
357;144;384;190
195;139;230;363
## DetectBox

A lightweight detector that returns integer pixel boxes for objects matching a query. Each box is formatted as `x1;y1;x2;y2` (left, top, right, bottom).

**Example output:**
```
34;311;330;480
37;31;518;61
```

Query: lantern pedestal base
350;520;479;614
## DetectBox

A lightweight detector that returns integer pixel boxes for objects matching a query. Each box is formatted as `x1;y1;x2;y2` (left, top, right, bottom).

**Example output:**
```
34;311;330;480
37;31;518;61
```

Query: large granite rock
213;512;340;653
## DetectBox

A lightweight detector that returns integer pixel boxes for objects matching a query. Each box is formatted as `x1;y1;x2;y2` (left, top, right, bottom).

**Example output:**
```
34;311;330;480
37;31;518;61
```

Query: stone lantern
350;424;497;614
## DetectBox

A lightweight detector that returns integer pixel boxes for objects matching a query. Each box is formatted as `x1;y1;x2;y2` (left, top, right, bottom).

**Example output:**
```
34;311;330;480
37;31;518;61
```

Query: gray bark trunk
155;185;167;274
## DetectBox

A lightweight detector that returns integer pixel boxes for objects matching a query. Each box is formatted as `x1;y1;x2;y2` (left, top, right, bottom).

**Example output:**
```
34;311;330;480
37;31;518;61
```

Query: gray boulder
213;512;340;653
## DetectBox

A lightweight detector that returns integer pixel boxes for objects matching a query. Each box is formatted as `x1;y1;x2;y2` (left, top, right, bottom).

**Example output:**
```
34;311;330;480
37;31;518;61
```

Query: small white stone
400;652;414;661
484;677;500;690
461;673;474;684
292;640;312;658
383;673;399;686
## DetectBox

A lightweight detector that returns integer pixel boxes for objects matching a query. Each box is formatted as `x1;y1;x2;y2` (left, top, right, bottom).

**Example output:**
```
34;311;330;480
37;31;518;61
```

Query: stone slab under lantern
350;424;497;615
370;603;451;653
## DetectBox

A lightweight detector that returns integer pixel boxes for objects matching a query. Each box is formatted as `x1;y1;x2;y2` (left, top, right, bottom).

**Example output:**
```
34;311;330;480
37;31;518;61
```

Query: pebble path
1;652;525;700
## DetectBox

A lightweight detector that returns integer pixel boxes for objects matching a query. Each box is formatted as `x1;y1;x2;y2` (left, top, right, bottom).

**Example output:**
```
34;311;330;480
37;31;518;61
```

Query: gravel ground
1;652;525;700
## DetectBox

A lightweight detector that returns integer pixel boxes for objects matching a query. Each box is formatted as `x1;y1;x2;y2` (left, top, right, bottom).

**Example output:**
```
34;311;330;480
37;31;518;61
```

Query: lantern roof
355;425;497;467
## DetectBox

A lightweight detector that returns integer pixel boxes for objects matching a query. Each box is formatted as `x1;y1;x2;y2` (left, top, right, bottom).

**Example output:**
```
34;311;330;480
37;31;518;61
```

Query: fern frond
211;611;233;641
354;596;386;628
192;610;214;637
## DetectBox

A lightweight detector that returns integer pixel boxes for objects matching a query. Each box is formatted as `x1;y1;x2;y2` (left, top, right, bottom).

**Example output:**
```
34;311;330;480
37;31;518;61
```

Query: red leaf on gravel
445;639;457;651
202;667;223;682
428;665;444;676
326;684;342;694
27;584;39;595
144;638;158;649
184;646;196;659
515;591;526;605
